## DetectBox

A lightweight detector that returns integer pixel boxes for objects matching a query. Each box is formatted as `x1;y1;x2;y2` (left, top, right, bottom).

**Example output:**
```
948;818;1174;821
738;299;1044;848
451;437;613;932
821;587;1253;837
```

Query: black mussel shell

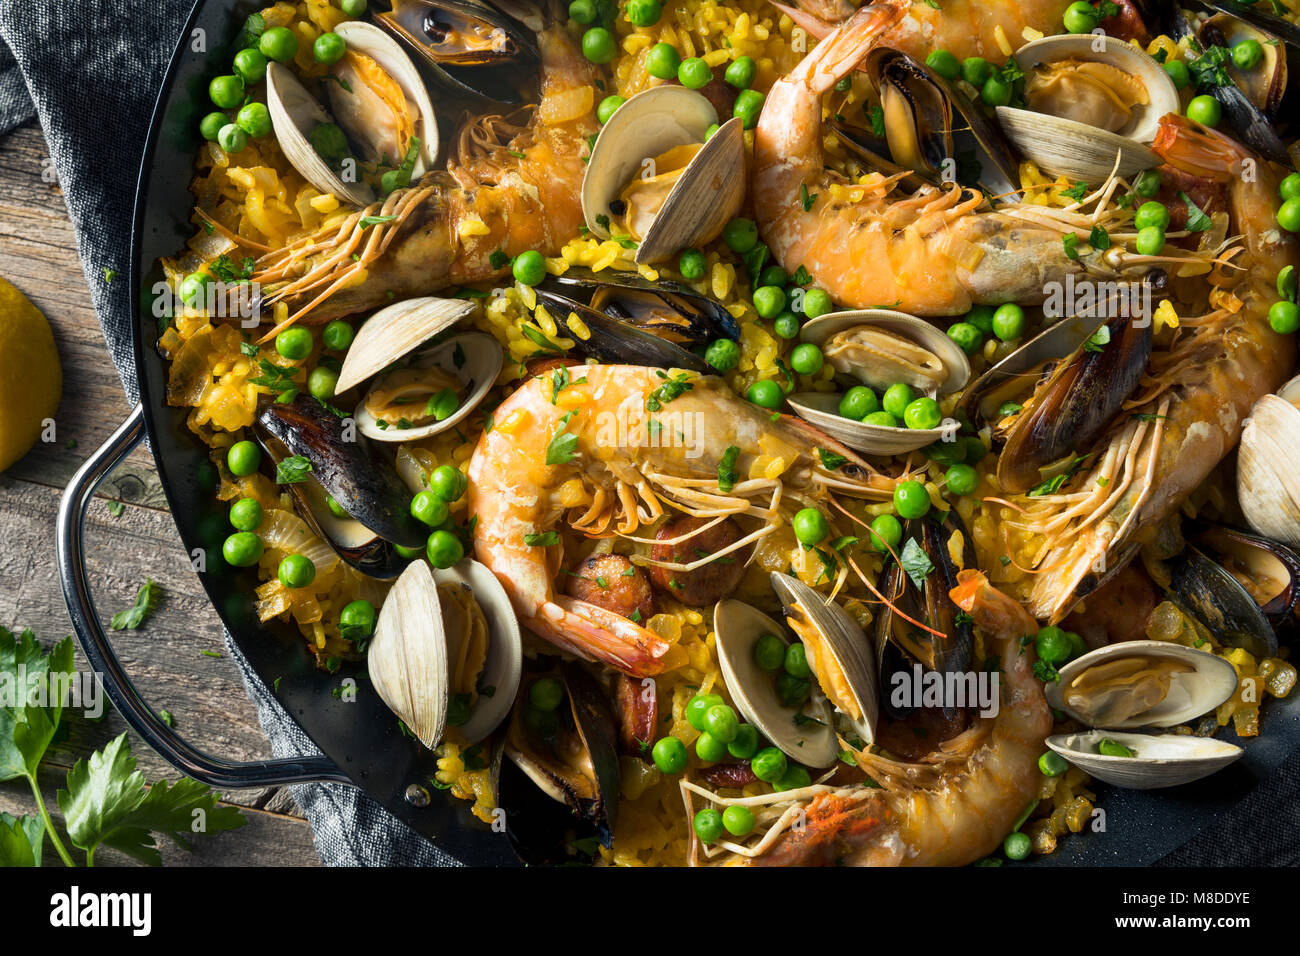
533;289;714;373
1166;544;1279;658
1193;523;1300;632
543;267;740;344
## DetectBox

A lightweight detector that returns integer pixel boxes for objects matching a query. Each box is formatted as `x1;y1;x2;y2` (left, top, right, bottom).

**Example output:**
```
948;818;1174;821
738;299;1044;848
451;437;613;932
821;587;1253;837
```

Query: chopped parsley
275;455;313;484
524;531;560;547
717;445;740;493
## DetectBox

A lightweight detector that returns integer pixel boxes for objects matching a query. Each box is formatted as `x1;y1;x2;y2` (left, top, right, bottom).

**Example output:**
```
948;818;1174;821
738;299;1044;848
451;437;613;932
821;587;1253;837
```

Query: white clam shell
580;85;746;264
368;559;521;750
713;600;839;768
336;296;477;393
1239;387;1300;549
1046;730;1242;790
995;34;1180;182
354;332;503;443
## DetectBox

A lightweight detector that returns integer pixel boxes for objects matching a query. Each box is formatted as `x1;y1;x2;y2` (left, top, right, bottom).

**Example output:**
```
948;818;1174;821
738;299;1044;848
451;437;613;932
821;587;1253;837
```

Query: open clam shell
368;558;522;749
354;331;502;443
336;296;477;393
713;600;839;768
581;86;746;265
1045;640;1238;730
1045;730;1243;790
789;309;970;456
770;572;879;746
995;34;1179;181
1238;378;1300;550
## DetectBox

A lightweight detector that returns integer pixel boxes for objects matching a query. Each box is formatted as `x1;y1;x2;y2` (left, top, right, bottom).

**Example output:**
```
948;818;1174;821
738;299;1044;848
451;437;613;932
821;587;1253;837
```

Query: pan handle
56;405;350;789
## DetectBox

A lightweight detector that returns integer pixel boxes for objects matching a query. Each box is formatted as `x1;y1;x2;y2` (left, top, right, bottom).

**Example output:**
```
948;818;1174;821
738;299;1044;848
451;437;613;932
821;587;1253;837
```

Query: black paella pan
53;0;1300;866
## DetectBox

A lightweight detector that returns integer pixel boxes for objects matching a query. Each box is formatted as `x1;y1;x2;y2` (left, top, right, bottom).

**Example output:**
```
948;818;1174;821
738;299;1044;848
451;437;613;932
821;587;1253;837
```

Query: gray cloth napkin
1;0;1296;868
0;0;454;867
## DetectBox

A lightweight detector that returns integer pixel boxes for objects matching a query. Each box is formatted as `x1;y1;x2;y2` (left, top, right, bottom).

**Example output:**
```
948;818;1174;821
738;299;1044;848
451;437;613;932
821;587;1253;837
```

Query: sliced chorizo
649;515;750;607
564;553;655;622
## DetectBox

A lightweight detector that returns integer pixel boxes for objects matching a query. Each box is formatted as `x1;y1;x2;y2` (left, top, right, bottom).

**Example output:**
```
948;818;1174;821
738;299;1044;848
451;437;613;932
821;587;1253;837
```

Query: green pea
309;122;349;163
392;542;423;560
338;0;367;15
862;410;899;428
678;247;706;279
894;479;931;520
789;342;824;376
652;735;689;774
222;531;264;567
925;49;960;81
179;271;211;308
792;507;829;546
233;48;268;84
882;382;915;419
523;706;559;737
903;397;942;430
275;326;313;361
945;463;979;497
752;285;787;319
694;807;724;843
722;805;755;836
801;288;833;318
961;56;992;88
229;497;264;532
1004;831;1032;860
773;765;812;792
217;123;249;155
1064;630;1088;661
1269;300;1300;334
624;0;662;27
339;599;375;637
1186;94;1222;127
1035;625;1071;665
838;385;878;421
695;730;728;762
869;513;903;553
1231;38;1263;70
758;265;788;288
783;642;812;679
751;746;788;783
1281;174;1300;203
597;94;626;124
733;89;765;130
1063;0;1098;33
677;56;713;89
582;26;616;63
722;217;759;253
705;122;721;139
568;0;596;24
963;435;988;465
236;102;273;139
1135;225;1165;256
199;111;228;141
1134;201;1170;231
426;529;464;569
314;31;347;65
646;42;681;79
686;693;724;731
1039;750;1069;776
1097;737;1136;758
727;723;760;760
746;379;784;409
1133;169;1162;198
429;465;468;502
724;55;757;89
259;25;299;63
1164;59;1190;90
963;303;995;335
704;704;740;743
1277;265;1297;302
1279;198;1300;233
226;440;262;477
528;676;565;711
278;553;317;589
327;496;349;519
773;310;801;339
512;249;547;286
775;672;811;707
411;490;450;528
980;75;1012;107
209;74;245;109
322;320;354;351
704;338;740;372
991;303;1025;342
754;634;785;672
947;321;982;355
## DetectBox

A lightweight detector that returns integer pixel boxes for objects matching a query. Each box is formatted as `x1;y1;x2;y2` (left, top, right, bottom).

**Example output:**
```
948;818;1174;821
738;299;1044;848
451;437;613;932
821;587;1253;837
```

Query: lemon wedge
0;276;62;472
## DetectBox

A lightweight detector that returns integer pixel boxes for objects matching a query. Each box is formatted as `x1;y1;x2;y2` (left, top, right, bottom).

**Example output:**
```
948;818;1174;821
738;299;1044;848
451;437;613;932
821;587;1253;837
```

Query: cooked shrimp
770;0;1076;63
251;20;599;335
1018;115;1300;622
466;364;899;678
753;0;1162;316
685;570;1049;866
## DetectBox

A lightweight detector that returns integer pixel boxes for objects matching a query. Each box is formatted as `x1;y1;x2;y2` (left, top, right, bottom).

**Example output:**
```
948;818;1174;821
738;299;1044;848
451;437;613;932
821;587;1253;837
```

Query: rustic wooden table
0;119;320;866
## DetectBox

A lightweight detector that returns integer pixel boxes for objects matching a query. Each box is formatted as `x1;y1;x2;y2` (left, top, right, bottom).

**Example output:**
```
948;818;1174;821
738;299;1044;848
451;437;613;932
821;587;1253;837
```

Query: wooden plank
0;120;165;506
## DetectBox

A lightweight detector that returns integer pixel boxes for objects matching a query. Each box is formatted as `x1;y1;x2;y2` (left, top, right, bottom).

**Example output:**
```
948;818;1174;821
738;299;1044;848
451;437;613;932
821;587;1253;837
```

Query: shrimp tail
536;597;675;678
786;0;908;94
